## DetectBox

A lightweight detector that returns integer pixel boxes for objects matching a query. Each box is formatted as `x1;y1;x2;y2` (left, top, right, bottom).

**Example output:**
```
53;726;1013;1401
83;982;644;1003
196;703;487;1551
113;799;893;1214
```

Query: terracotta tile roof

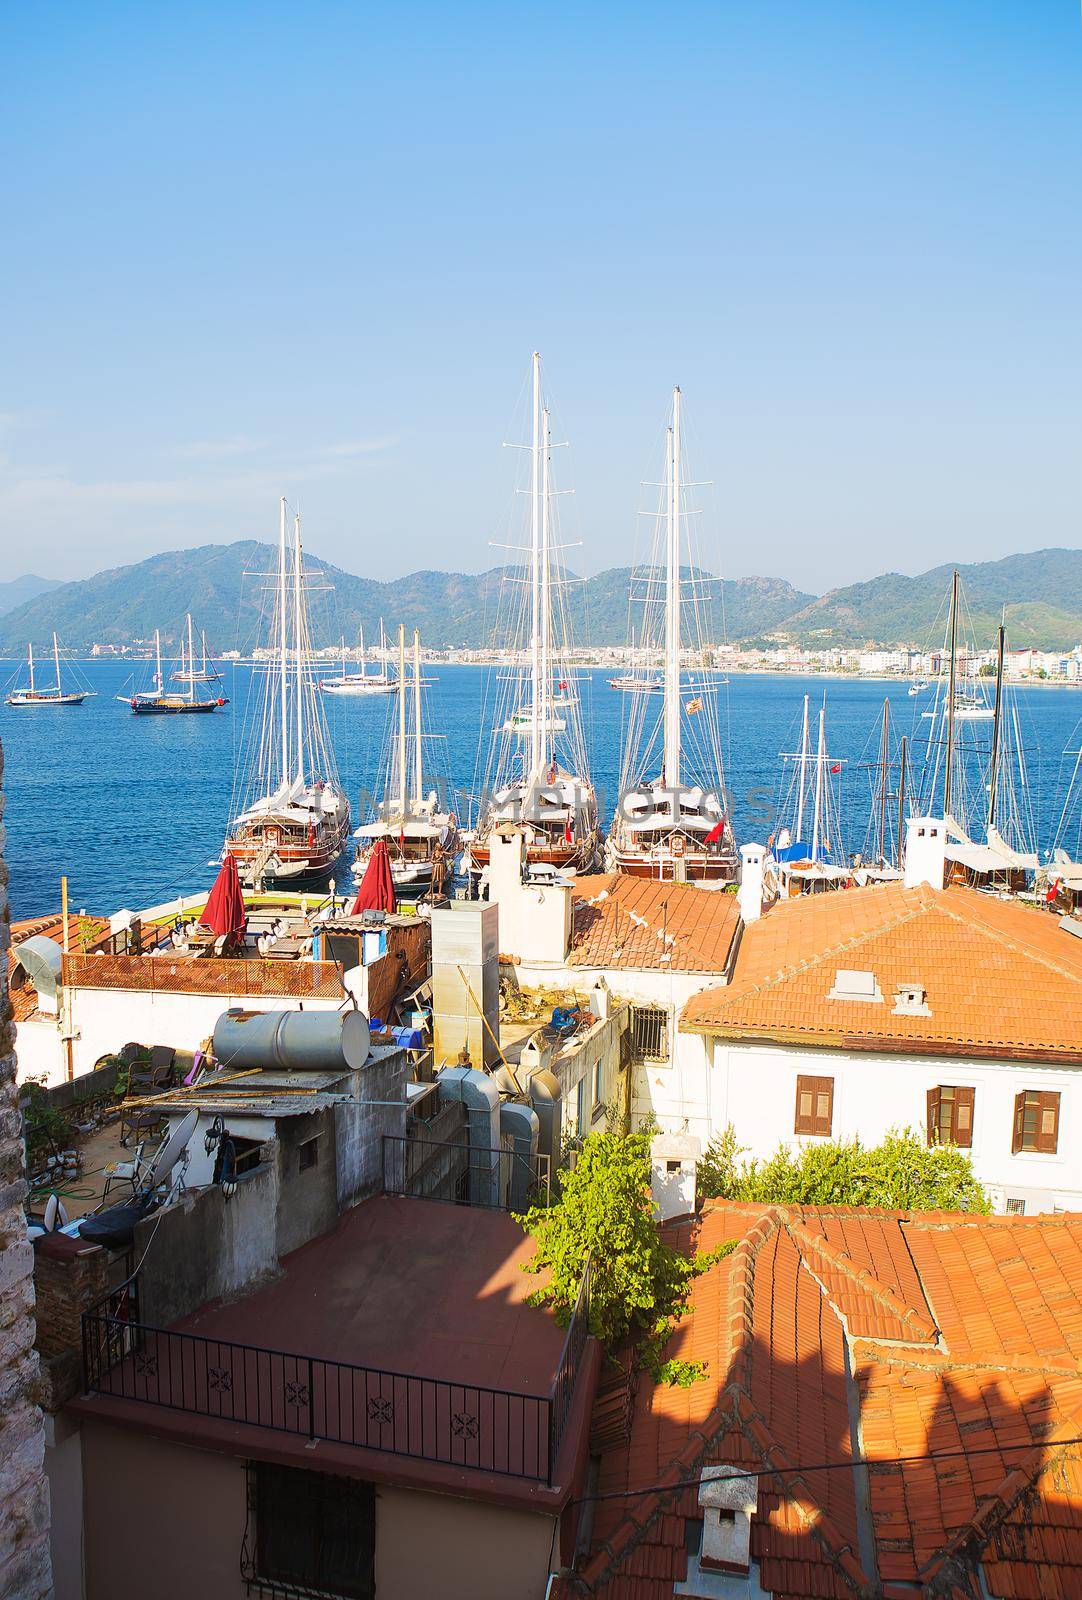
569;876;740;975
572;1204;1082;1600
679;883;1082;1060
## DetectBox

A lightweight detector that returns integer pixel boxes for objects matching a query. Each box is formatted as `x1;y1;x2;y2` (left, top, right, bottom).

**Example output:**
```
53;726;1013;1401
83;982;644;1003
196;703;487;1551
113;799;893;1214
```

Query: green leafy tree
517;1127;728;1384
698;1124;990;1213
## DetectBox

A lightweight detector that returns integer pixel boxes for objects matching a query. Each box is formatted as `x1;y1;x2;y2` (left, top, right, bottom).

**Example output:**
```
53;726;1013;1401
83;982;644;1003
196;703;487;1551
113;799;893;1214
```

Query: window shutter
815;1079;834;1137
1036;1092;1060;1155
1012;1091;1025;1154
953;1087;974;1149
926;1087;941;1147
795;1075;834;1136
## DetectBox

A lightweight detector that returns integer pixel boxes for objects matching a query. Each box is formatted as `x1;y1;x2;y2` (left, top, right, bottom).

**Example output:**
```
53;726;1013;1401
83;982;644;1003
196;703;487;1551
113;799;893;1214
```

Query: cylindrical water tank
212;1007;370;1073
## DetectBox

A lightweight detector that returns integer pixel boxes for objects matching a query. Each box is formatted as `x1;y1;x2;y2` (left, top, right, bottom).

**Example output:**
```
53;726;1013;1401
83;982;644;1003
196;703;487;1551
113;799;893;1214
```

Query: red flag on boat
830;763;841;774
564;816;573;844
202;853;247;938
351;838;396;915
705;820;725;845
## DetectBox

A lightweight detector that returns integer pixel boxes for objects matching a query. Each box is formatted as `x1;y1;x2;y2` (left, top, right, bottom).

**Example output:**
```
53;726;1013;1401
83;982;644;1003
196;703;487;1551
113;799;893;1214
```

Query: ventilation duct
437;1065;501;1206
12;936;63;1016
500;1101;541;1210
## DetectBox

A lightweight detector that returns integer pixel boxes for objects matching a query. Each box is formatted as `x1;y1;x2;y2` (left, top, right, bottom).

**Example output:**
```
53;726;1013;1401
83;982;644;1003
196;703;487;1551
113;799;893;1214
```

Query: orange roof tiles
570;875;740;975
680;882;1082;1060
573;1204;1082;1600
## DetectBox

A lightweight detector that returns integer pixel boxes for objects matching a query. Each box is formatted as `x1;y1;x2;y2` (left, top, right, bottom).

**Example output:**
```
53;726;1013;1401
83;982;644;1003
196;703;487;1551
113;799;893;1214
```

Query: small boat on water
127;619;227;714
607;674;662;693
907;680;927;697
769;693;850;894
470;353;600;879
171;618;223;685
224;500;350;886
6;635;95;706
605;387;737;884
320;621;399;697
352;627;460;896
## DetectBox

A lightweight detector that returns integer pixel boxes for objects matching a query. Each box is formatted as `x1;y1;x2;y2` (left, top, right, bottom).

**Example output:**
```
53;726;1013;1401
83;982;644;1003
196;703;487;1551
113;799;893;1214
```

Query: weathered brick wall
0;742;54;1599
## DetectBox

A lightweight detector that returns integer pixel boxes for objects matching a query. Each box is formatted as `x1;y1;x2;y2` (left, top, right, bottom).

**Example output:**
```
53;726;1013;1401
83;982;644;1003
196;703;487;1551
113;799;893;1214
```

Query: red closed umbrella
351;838;396;915
202;853;247;938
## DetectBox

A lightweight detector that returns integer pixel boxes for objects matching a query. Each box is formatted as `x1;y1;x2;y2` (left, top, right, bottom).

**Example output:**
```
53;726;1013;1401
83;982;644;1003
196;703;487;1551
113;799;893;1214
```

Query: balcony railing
62;950;343;999
81;1258;593;1485
381;1135;551;1210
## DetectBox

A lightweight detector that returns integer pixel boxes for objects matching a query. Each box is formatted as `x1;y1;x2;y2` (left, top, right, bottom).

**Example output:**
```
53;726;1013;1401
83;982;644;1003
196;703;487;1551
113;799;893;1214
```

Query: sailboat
224;500;351;885
128;619;228;714
320;621;399;697
469;353;599;879
6;635;95;706
171;619;223;686
769;694;849;894
914;574;1035;891
352;627;460;895
605;388;736;883
852;698;907;882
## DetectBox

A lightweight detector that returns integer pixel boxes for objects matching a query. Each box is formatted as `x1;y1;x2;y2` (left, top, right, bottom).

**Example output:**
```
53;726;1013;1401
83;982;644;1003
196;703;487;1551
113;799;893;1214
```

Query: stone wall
0;741;54;1599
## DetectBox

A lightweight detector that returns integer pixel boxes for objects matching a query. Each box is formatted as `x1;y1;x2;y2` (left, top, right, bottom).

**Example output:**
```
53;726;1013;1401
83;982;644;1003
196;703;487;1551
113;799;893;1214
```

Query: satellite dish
43;1194;59;1231
145;1110;199;1191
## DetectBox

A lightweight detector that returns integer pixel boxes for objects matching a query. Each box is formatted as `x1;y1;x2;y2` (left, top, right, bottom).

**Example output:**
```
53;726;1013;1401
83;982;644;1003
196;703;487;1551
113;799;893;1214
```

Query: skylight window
827;968;883;1003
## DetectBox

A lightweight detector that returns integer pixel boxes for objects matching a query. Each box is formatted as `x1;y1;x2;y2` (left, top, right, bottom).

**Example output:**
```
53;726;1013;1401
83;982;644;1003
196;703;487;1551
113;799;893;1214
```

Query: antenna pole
529;352;542;779
812;706;826;863
988;620;1006;832
663;389;683;788
397;624;407;814
293;515;304;785
413;629;423;808
278;498;290;788
944;569;958;821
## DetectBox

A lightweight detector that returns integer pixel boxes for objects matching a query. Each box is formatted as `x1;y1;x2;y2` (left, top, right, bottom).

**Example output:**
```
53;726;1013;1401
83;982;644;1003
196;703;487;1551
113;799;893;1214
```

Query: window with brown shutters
1012;1090;1060;1155
926;1085;974;1149
794;1075;834;1136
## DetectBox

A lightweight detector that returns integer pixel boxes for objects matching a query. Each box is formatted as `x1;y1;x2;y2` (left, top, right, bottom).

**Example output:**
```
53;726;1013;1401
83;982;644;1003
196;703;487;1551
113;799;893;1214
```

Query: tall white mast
529;352;543;779
53;632;62;698
278;498;290;789
27;643;34;695
413;629;423;807
359;622;366;682
663;388;683;787
187;613;195;703
811;705;826;862
795;693;810;843
397;624;408;813
200;629;208;676
539;404;553;776
293;514;304;786
154;629;162;694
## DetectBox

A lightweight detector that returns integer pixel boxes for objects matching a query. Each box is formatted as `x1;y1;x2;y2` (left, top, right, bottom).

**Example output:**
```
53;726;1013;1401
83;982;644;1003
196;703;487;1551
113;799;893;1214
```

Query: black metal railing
549;1255;593;1471
82;1256;591;1486
381;1135;550;1210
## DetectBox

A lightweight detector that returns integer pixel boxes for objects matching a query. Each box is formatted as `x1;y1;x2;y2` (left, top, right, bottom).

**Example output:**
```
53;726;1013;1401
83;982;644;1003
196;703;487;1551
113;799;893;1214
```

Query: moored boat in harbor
128;618;227;714
224;499;350;886
6;634;95;706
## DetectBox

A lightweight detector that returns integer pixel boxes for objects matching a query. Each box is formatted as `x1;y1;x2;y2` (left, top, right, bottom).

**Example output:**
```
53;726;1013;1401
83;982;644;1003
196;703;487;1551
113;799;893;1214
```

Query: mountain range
0;575;63;618
0;543;1079;652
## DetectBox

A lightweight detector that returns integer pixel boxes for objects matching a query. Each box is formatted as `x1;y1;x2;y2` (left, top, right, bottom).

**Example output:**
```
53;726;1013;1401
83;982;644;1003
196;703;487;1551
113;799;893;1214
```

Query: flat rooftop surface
182;1192;563;1395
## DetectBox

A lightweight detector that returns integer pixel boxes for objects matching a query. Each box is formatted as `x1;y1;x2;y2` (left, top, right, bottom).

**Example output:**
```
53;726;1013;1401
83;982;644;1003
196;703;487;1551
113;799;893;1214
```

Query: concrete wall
78;1421;558;1600
334;1044;409;1209
706;1038;1082;1214
11;1015;65;1089
135;1159;280;1327
274;1110;339;1257
0;742;54;1600
550;1008;627;1142
43;1416;81;1600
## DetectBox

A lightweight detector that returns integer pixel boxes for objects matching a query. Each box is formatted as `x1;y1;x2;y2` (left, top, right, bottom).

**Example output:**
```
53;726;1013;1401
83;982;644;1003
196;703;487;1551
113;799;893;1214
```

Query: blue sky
4;1;1081;592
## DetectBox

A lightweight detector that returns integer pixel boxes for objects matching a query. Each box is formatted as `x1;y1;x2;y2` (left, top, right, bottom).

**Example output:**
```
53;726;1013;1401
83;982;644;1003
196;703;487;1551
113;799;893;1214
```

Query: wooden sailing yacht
171;618;223;686
605;388;736;883
320;620;399;697
769;694;848;894
352;627;460;896
224;500;350;885
128;617;227;714
915;572;1035;891
6;635;95;706
470;354;599;878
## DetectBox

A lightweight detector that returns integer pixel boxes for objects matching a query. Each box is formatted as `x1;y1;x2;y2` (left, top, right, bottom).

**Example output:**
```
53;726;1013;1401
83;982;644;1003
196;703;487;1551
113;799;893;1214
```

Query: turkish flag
830;763;841;774
564;817;573;844
705;820;725;845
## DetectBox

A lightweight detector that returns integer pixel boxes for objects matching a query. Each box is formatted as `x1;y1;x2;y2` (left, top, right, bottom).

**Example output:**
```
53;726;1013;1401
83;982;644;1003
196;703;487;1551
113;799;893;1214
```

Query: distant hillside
0;543;811;651
0;574;63;618
779;549;1082;649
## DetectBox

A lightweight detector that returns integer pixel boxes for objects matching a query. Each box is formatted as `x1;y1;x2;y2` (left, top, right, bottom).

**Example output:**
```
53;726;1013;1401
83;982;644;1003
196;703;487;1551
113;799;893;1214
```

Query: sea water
2;660;1080;921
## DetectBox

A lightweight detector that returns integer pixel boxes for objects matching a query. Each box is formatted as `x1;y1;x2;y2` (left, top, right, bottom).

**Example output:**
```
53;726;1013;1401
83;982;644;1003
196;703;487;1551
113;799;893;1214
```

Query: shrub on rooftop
516;1125;728;1385
698;1124;991;1213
